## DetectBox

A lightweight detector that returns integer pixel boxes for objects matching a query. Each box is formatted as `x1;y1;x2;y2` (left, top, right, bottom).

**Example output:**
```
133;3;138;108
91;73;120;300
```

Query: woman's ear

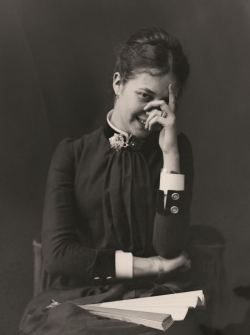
112;72;122;96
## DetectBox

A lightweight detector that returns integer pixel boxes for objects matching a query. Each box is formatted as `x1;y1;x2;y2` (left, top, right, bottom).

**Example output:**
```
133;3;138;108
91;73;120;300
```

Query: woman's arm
133;253;190;277
144;84;194;258
131;133;193;277
152;133;194;258
116;85;193;278
42;138;115;281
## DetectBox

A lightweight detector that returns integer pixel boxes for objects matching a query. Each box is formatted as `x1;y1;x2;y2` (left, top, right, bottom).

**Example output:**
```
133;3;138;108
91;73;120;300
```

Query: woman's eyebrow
138;87;169;100
138;88;155;95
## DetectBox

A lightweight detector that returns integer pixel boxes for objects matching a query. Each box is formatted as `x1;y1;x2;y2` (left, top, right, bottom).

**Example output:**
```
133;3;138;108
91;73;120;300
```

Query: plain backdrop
0;0;250;334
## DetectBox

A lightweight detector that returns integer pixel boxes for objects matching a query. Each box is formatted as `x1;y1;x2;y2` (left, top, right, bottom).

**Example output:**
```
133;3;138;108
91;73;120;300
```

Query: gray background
0;0;250;334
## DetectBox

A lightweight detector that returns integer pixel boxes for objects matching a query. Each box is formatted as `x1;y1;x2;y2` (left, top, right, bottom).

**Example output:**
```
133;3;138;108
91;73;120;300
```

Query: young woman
19;27;201;335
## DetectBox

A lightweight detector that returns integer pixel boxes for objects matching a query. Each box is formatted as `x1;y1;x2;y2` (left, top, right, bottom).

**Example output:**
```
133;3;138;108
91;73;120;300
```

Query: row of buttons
93;276;113;281
170;192;180;214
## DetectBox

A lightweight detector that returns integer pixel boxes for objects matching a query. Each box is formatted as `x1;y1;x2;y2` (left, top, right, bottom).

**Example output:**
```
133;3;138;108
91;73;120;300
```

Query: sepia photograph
0;1;250;334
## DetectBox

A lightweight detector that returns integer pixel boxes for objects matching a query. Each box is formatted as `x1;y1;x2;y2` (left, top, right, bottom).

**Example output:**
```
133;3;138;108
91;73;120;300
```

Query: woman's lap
19;282;205;335
20;303;203;335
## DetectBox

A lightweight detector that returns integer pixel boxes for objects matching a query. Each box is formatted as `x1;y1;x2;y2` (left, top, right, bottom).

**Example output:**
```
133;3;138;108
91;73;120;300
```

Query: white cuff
159;170;185;195
115;250;133;279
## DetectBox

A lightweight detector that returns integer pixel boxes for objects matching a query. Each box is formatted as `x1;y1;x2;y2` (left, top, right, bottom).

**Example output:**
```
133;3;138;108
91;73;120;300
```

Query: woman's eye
138;92;152;101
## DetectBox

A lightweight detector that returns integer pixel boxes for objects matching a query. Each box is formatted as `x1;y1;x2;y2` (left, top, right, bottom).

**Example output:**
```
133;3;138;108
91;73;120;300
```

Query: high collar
106;109;132;140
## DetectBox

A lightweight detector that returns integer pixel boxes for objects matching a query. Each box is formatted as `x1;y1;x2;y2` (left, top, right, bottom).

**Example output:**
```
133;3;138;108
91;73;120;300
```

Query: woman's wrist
162;150;180;172
133;256;159;277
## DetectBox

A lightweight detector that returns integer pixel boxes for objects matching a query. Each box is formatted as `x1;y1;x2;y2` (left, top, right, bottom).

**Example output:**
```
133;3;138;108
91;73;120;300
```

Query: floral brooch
109;133;129;151
109;133;141;151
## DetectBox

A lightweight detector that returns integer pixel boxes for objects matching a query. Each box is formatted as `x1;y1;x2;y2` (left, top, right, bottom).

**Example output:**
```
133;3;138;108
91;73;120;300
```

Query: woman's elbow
42;249;66;276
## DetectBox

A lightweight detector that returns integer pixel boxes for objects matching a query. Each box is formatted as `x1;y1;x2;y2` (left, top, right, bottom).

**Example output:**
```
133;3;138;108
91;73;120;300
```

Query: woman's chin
132;126;150;138
130;119;150;138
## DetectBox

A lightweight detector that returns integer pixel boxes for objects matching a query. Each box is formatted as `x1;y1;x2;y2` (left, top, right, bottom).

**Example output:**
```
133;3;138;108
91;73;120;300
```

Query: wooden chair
32;238;50;296
186;225;226;318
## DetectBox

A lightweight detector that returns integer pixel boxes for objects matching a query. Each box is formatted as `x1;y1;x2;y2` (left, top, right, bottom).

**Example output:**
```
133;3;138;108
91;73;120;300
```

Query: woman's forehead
130;70;178;95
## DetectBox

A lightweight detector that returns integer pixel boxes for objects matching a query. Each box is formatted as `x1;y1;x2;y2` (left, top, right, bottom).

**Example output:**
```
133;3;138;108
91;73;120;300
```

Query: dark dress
19;118;203;335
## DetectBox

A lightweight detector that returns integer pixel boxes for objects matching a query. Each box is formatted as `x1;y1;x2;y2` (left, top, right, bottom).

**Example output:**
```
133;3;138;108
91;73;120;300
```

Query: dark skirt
19;277;205;335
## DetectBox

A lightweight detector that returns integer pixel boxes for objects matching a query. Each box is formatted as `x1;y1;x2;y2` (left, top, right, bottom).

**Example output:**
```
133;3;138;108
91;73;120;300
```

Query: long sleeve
152;133;194;258
42;138;115;281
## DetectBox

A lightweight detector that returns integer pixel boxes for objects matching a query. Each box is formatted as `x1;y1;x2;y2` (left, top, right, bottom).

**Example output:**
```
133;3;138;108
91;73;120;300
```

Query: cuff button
171;192;180;200
93;276;100;280
170;206;179;214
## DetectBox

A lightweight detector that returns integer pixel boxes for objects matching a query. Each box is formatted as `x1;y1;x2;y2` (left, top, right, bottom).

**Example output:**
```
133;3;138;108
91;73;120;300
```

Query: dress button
106;276;112;280
170;206;179;214
171;192;180;200
93;276;100;280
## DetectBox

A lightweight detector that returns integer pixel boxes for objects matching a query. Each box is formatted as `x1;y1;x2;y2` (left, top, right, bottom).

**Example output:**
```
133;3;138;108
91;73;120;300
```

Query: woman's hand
150;254;191;274
144;84;178;156
133;253;191;277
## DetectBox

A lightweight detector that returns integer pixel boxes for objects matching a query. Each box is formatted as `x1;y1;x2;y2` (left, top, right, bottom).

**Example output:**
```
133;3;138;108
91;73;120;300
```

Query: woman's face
112;69;178;138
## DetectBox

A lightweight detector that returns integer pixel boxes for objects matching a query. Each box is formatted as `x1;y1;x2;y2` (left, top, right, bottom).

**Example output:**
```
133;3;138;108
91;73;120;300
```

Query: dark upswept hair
114;27;190;96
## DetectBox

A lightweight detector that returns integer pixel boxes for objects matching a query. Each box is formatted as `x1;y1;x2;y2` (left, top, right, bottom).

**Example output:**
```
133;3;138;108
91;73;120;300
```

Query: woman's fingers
160;253;191;273
147;115;165;131
147;112;175;131
143;85;177;113
168;83;176;111
144;99;167;112
143;88;177;131
145;109;163;129
147;253;191;275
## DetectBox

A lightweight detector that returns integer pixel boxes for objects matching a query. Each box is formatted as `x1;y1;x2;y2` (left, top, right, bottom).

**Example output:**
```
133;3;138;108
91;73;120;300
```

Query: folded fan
78;290;205;332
